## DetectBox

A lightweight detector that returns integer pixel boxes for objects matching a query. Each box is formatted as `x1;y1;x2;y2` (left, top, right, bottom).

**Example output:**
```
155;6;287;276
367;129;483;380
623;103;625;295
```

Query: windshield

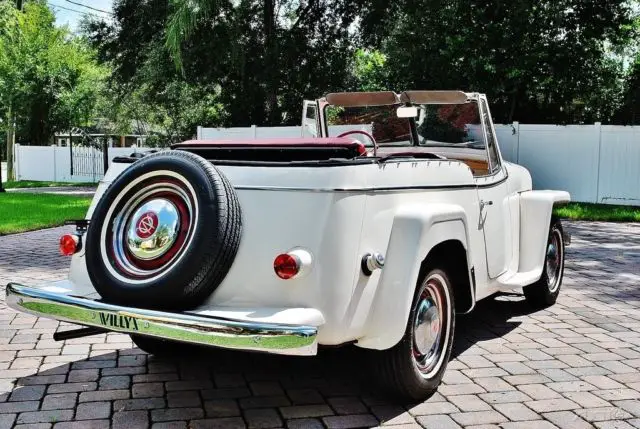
325;104;412;146
323;101;482;149
416;102;484;148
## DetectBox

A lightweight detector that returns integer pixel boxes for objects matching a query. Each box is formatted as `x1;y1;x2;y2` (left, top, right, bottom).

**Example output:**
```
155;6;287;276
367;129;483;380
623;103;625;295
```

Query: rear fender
357;204;472;350
518;190;570;276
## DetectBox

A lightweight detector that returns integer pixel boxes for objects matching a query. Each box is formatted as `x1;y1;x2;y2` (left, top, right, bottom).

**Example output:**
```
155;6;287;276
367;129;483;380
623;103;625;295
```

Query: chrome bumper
5;283;317;356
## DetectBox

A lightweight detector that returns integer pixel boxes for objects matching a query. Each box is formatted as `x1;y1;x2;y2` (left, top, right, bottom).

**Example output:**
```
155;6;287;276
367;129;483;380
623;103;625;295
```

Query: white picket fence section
13;144;152;183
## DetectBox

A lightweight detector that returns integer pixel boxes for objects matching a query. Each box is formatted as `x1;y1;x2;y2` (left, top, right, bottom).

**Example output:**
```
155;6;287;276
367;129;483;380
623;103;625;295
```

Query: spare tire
84;150;242;310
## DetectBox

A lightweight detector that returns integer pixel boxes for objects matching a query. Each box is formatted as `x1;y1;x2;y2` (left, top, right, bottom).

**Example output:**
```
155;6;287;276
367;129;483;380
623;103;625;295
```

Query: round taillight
59;234;79;256
273;253;300;280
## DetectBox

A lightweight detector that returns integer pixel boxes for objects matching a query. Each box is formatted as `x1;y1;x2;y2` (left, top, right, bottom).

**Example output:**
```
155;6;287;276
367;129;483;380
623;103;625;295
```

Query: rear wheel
372;267;456;401
523;217;565;308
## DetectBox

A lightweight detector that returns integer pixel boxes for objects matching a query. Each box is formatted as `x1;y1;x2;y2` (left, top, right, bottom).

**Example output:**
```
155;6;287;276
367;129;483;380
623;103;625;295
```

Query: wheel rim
412;273;451;378
100;170;199;283
545;228;563;293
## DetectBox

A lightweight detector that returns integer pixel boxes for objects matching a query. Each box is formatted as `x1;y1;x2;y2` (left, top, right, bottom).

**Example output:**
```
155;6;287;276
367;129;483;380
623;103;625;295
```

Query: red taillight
59;234;79;256
273;253;300;279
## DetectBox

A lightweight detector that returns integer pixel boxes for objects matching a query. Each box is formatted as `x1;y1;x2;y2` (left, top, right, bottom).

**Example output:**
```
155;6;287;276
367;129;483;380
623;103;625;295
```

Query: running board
496;269;542;289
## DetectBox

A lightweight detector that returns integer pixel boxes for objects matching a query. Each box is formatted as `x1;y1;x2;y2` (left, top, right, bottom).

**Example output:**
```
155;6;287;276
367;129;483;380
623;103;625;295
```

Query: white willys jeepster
7;90;570;399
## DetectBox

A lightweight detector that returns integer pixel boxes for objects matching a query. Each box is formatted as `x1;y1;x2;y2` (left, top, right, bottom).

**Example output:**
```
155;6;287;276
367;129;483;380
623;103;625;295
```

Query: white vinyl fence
494;123;640;206
13;144;152;183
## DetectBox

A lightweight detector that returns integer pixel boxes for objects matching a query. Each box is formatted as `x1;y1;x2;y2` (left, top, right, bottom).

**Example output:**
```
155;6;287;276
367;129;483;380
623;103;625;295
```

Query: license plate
97;312;140;331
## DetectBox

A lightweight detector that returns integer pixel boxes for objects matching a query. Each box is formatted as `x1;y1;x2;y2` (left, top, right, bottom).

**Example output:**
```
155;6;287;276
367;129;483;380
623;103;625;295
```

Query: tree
0;0;108;156
614;58;640;124
0;1;20;179
84;0;639;130
358;0;636;124
85;0;361;129
350;48;390;92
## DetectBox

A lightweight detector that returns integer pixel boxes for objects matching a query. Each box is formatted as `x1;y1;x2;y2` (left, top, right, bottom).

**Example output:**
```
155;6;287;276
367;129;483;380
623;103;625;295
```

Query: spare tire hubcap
126;199;180;260
108;177;195;279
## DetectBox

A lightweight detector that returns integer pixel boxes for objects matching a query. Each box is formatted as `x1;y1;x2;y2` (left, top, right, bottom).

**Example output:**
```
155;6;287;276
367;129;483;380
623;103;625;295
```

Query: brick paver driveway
1;221;639;429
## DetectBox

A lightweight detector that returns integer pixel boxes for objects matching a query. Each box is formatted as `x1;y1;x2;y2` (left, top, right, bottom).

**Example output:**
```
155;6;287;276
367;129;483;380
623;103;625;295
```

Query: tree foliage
84;0;361;128
359;0;637;124
0;0;108;145
4;0;638;153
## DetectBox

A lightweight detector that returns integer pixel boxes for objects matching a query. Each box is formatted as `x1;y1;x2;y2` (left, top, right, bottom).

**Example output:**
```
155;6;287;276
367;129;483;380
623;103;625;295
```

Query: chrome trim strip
233;185;476;193
233;176;507;193
6;283;318;356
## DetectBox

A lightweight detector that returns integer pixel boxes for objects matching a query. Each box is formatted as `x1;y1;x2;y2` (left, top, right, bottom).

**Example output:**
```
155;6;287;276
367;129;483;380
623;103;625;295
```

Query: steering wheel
336;130;377;151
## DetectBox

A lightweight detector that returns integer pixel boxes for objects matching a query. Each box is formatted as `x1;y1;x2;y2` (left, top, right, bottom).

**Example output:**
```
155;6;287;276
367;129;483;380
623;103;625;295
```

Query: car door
476;97;512;279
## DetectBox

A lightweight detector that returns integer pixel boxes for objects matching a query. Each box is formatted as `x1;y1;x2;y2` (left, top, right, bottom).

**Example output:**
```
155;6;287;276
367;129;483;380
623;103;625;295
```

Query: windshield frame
317;91;499;170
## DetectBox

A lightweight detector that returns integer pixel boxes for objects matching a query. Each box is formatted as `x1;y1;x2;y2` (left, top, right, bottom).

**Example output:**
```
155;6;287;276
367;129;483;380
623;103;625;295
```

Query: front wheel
523;217;565;308
371;267;456;401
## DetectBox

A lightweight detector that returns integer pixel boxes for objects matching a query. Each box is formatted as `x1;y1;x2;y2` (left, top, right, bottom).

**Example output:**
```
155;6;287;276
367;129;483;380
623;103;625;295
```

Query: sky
50;0;114;32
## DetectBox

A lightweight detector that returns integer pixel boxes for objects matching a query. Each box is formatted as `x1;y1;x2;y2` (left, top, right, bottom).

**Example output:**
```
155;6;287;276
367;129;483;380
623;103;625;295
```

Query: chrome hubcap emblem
414;298;440;356
126;198;180;260
136;211;158;239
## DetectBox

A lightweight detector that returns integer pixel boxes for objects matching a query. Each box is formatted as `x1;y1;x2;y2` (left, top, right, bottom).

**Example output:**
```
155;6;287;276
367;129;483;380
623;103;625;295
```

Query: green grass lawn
0;193;92;235
3;180;97;189
554;202;640;222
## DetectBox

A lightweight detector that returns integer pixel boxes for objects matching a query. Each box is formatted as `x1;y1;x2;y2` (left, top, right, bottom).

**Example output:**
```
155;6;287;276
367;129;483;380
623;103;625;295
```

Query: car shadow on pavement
2;292;543;427
450;292;537;360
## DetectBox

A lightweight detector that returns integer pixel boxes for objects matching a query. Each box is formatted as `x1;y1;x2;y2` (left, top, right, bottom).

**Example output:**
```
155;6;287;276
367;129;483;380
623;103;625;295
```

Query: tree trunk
6;106;15;181
264;0;280;125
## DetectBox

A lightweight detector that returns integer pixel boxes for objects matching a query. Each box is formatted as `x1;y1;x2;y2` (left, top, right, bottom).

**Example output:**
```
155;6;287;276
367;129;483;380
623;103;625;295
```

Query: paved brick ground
1;221;639;429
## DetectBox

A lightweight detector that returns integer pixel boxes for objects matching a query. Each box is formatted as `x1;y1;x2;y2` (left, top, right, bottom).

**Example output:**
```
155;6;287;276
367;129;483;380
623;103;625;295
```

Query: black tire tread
523;217;564;309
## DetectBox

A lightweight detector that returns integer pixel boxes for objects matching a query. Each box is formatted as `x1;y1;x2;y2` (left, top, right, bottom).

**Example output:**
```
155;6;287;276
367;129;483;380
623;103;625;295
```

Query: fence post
251;125;257;139
196;126;202;140
51;145;57;182
13;143;20;181
69;130;73;176
512;121;520;164
102;139;109;175
594;122;602;204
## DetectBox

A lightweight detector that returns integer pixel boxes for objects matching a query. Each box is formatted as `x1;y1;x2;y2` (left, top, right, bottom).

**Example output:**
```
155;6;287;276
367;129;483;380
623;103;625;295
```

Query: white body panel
60;94;570;352
68;156;569;349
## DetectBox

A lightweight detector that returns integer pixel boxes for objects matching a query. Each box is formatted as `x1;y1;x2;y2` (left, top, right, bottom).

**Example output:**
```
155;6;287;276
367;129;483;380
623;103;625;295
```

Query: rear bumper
5;283;318;356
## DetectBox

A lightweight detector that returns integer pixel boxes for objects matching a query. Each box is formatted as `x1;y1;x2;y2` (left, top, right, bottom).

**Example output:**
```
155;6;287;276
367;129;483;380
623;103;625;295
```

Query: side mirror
397;106;418;118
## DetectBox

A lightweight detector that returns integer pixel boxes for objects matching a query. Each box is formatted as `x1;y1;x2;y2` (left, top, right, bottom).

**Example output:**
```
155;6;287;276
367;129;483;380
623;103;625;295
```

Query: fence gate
69;127;109;181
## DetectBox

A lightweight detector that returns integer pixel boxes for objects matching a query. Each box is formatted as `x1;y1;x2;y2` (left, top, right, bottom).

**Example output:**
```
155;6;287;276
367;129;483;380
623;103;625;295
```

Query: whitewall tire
370;267;456;401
